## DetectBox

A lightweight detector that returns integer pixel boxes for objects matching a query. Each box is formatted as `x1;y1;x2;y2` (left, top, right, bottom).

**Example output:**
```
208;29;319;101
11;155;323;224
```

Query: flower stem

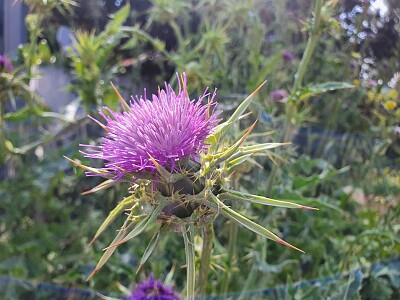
197;223;214;296
220;208;238;294
266;0;323;195
183;224;195;300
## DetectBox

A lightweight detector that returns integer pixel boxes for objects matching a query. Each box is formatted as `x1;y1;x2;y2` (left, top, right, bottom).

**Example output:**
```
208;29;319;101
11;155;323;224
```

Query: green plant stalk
183;224;195;300
238;264;258;300
0;100;6;163
315;1;369;157
196;223;214;296
219;219;238;294
266;0;323;195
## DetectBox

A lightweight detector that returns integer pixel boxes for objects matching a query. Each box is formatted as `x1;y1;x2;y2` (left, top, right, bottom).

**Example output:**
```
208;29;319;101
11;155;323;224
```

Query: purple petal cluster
81;74;220;178
270;89;289;103
282;50;295;62
0;55;13;72
128;275;180;300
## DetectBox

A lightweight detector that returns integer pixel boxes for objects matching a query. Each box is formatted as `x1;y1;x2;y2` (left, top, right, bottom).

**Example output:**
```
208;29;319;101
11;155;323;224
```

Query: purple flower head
349;60;358;68
270;89;289;103
0;55;13;72
81;74;220;179
282;50;294;62
368;79;377;87
128;275;180;300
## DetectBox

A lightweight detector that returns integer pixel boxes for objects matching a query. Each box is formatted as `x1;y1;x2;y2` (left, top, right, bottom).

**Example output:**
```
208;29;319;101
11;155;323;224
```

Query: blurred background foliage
0;0;399;299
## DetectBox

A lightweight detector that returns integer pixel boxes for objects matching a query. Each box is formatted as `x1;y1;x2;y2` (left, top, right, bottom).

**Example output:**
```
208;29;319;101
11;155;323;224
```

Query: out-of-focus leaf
3;105;44;122
291;81;354;102
103;4;131;35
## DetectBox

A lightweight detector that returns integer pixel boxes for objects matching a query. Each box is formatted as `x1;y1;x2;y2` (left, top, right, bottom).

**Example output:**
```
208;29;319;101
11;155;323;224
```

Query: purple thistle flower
127;275;180;300
0;55;13;72
349;60;358;68
270;89;289;103
368;79;377;87
281;50;295;62
81;74;220;179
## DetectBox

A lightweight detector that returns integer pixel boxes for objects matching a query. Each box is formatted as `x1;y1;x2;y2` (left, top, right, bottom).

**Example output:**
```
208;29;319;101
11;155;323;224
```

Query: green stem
196;223;214;296
238;265;258;300
183;224;195;300
169;19;185;50
0;99;6;163
292;0;323;92
220;198;239;294
266;0;323;195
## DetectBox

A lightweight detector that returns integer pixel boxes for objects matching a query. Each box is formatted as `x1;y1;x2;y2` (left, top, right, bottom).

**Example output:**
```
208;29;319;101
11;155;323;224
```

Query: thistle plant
66;74;317;299
0;55;13;73
127;275;180;300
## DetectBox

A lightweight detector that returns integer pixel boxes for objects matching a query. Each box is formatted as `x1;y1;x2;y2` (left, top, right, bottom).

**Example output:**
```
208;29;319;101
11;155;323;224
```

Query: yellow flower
384;100;397;110
351;52;361;59
353;79;360;87
388;89;398;100
395;109;400;118
366;90;375;102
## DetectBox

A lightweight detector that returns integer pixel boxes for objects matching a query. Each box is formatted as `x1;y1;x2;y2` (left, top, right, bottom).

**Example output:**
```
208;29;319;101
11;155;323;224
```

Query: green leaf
113;200;168;246
247;51;281;91
3;105;44;122
206;121;256;166
137;227;163;273
104;4;131;34
81;179;116;196
219;189;317;210
208;192;304;252
230;142;290;158
89;194;138;245
226;154;253;170
148;154;185;183
291;81;354;102
207;81;267;144
87;210;137;281
64;156;108;175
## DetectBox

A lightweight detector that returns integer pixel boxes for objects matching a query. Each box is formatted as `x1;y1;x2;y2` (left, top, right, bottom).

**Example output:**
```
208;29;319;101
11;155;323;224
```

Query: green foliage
1;0;399;298
67;4;131;111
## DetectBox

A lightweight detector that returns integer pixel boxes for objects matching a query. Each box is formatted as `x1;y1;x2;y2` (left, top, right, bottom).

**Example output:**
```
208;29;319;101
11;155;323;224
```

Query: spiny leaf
64;156;108;174
136;227;163;274
237;142;291;155
102;3;131;35
109;200;168;247
219;189;318;210
209;192;304;253
82;179;116;195
226;154;254;170
110;82;131;112
208;121;257;165
148;153;185;183
87;211;137;281
207;81;267;144
89;195;138;245
226;142;290;164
